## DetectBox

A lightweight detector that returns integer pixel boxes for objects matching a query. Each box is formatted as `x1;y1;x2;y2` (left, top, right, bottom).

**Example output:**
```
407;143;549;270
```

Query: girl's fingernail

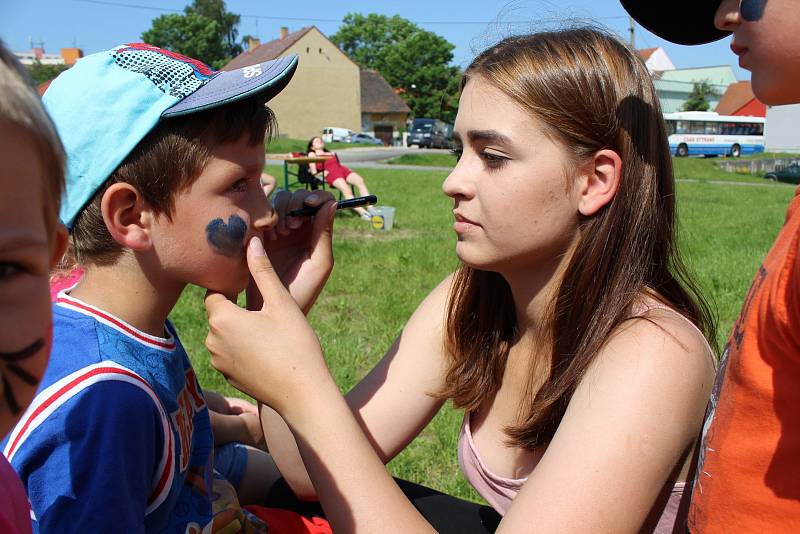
307;194;319;203
248;236;266;256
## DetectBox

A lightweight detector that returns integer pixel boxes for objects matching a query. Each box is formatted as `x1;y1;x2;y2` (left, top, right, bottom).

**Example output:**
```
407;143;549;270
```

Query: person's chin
751;73;800;106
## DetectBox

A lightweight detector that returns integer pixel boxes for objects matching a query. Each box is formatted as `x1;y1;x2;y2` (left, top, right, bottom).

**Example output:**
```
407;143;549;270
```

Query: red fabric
49;267;85;301
309;152;351;186
245;506;332;534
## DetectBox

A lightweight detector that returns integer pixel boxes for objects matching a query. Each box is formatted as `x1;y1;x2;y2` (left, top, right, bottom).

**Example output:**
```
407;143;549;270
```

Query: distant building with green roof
653;66;738;113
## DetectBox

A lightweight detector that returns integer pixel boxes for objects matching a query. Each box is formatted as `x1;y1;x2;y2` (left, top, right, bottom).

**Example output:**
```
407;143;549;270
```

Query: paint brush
288;195;378;217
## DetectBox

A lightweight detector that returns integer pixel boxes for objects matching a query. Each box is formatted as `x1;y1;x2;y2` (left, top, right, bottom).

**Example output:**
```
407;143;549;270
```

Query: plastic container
370;206;395;231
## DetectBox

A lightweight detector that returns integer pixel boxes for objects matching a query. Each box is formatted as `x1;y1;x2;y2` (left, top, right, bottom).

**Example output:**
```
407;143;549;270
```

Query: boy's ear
100;183;154;251
49;223;69;269
577;149;622;217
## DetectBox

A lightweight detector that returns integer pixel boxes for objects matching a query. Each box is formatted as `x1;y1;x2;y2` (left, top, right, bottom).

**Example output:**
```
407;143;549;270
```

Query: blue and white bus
664;111;765;157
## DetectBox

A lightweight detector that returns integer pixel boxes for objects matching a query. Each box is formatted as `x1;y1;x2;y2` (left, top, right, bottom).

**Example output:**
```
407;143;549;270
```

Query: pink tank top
457;303;715;532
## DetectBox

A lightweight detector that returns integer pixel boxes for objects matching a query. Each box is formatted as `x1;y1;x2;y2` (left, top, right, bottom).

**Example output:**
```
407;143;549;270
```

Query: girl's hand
205;236;333;414
252;189;336;314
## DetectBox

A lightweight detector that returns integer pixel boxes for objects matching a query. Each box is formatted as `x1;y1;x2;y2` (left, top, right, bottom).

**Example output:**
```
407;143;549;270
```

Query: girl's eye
481;151;509;169
449;147;463;162
0;262;23;280
230;179;248;193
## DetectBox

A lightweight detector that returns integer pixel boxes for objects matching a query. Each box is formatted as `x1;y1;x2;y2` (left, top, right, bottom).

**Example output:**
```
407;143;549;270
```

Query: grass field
171;162;796;502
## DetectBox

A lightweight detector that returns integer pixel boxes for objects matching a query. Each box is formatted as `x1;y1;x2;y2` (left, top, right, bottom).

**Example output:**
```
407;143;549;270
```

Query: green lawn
388;152;457;167
171;164;796;503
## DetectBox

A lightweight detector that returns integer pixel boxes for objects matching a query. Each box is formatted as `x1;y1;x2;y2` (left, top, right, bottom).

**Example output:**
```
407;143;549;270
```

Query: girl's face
0;121;66;435
443;78;582;276
715;0;800;105
311;137;325;151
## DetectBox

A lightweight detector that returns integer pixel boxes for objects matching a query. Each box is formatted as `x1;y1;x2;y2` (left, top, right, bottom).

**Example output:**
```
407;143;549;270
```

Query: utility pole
629;16;636;49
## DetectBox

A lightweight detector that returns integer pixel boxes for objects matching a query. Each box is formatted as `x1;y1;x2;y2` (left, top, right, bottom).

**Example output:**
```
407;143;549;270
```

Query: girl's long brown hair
438;28;717;450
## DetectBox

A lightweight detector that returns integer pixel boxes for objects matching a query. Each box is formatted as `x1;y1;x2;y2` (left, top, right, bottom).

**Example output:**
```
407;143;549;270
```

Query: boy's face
715;0;800;105
0;120;65;435
149;135;275;296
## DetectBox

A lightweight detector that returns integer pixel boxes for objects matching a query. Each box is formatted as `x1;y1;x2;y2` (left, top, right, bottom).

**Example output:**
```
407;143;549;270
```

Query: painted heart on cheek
206;215;248;258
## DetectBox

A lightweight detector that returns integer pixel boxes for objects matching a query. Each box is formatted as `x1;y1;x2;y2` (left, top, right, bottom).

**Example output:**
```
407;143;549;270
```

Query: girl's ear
100;183;154;251
577;149;622;216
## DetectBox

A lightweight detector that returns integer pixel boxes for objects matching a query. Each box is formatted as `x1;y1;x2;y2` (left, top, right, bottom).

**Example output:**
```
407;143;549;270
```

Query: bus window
676;120;690;134
689;121;705;134
704;122;720;134
665;120;676;136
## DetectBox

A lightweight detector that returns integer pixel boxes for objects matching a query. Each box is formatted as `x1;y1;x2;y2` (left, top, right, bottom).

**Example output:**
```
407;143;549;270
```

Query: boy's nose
714;0;741;31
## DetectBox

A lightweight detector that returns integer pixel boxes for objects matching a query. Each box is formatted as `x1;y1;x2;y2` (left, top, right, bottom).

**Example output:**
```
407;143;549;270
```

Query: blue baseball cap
43;43;298;229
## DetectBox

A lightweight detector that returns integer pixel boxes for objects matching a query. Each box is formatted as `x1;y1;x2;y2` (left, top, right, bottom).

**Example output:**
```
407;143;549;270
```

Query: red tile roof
715;81;762;115
223;27;314;70
360;70;411;114
637;47;658;61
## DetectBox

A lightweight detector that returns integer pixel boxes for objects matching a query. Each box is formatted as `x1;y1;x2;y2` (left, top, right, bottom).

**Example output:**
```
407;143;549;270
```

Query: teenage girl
206;27;717;533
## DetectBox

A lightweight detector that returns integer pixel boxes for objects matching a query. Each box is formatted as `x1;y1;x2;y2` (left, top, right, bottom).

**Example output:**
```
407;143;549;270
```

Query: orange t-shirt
688;188;800;532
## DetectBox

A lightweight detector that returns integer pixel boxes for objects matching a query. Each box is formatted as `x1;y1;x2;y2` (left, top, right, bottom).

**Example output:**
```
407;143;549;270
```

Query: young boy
622;1;800;531
1;43;309;532
0;40;68;533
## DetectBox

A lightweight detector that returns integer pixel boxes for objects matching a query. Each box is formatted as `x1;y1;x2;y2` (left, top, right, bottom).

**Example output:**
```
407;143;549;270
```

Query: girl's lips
453;212;480;233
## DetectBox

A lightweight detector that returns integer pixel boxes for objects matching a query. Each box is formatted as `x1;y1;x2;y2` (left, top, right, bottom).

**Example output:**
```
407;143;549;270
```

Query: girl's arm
308;152;318;175
205;241;440;532
497;309;715;533
261;276;453;499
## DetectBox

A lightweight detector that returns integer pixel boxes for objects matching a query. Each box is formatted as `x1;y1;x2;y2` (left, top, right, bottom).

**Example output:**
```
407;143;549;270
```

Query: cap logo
243;65;263;78
111;43;218;99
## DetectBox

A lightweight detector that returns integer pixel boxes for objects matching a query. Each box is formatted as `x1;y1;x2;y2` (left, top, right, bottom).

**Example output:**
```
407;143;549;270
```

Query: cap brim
161;54;298;117
621;0;730;45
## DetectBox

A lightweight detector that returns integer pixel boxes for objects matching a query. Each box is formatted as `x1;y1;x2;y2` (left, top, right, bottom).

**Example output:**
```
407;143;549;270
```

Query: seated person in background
2;43;333;532
307;136;374;220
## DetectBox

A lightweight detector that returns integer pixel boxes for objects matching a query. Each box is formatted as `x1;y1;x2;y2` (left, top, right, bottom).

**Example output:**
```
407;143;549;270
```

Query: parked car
322;127;354;143
765;163;800;184
345;132;383;145
408;118;452;149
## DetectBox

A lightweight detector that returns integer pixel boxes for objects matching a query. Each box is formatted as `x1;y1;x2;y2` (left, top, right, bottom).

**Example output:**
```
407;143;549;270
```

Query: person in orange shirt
621;1;800;532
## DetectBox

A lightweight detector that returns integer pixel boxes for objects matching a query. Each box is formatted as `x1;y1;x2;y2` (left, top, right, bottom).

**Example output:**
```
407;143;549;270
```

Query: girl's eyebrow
466;129;513;145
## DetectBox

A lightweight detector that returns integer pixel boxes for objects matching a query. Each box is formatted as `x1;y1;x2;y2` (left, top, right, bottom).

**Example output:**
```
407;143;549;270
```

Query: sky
1;0;747;80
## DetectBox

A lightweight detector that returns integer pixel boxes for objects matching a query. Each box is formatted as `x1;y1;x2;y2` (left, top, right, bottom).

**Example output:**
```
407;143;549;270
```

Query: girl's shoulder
583;297;716;394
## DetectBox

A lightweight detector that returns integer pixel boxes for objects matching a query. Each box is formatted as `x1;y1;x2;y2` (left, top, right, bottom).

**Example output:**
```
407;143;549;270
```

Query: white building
14;47;64;66
765;104;800;153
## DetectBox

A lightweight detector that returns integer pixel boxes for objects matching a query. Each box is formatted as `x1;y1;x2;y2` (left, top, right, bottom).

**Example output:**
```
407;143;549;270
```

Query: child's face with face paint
715;0;800;105
149;135;276;296
0;119;66;435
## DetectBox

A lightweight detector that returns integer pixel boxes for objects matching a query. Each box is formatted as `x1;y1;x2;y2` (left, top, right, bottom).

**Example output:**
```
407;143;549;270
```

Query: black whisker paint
0;338;44;363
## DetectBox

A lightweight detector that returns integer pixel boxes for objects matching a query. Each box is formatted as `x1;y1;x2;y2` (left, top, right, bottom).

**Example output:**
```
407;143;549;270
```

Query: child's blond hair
0;39;65;234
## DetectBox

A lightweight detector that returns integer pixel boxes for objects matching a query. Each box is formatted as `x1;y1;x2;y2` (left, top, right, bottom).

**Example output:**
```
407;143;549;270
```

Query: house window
319;48;322;53
306;47;309;53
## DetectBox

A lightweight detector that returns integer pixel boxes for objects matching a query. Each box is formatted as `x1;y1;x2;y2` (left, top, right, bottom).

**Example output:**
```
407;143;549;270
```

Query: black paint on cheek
741;0;766;21
0;338;44;363
206;215;247;258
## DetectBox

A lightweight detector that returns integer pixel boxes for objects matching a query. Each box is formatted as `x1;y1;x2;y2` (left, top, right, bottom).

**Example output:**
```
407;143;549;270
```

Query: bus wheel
676;144;689;157
730;144;741;158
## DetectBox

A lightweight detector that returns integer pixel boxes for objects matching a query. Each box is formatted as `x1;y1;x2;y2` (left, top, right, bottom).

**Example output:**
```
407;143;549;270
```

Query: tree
185;0;242;58
141;0;241;69
682;81;717;112
331;13;461;122
26;61;69;85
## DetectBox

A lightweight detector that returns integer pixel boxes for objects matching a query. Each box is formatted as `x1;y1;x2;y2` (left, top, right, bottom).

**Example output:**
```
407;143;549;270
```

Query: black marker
288;195;378;217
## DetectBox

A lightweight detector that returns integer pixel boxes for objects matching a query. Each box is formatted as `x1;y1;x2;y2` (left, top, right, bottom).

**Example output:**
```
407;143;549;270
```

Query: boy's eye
230;179;248;193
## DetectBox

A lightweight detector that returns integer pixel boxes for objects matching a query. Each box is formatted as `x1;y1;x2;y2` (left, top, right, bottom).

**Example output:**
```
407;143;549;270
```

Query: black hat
620;0;730;45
